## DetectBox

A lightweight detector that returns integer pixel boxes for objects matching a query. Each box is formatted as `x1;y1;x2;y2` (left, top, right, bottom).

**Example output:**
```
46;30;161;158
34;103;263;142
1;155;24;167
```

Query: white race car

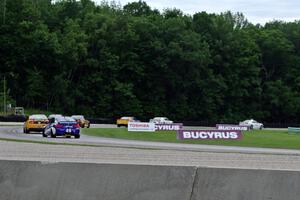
239;119;264;130
149;117;173;124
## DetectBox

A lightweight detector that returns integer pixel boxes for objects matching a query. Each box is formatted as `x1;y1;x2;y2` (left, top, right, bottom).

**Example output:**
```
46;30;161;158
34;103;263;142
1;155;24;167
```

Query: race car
116;116;139;127
71;115;90;128
43;116;80;138
149;117;173;124
23;114;49;133
239;119;264;130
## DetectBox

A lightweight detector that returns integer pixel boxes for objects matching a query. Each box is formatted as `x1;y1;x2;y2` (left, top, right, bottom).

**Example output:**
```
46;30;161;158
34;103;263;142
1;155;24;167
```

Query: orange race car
23;114;49;133
116;116;140;127
71;115;90;128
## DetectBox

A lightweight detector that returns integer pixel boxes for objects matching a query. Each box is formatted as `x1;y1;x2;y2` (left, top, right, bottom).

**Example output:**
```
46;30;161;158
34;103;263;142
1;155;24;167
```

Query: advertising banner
155;123;183;131
128;122;155;132
216;124;250;131
177;130;242;140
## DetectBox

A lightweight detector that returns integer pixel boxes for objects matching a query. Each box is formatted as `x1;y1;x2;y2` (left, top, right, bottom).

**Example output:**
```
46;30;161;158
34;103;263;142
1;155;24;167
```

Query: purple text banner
155;123;183;131
177;130;242;140
216;124;250;131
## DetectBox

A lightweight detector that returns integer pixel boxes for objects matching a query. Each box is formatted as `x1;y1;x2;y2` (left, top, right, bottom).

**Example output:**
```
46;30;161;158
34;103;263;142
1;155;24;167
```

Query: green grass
82;128;300;150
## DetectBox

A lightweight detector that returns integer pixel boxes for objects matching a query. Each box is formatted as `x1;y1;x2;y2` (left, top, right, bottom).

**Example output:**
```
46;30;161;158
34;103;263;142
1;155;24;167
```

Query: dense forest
1;0;300;123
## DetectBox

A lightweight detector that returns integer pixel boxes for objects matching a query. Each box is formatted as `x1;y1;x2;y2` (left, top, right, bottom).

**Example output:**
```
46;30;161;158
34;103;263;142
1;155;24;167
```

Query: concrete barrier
192;167;300;200
0;160;196;200
1;160;300;200
0;122;23;126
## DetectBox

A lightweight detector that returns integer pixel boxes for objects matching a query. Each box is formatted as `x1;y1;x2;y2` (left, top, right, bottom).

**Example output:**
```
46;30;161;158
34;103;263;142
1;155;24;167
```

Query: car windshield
49;114;62;119
29;115;47;120
57;117;76;122
121;117;132;120
154;117;163;120
72;115;84;120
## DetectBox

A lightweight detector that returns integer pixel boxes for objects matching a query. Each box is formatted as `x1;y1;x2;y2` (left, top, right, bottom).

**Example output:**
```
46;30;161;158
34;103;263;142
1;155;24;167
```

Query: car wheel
117;124;121;127
260;125;263;130
81;124;84;128
87;123;90;128
75;134;80;139
42;130;47;137
66;135;71;138
250;125;253;130
50;129;56;138
24;128;30;134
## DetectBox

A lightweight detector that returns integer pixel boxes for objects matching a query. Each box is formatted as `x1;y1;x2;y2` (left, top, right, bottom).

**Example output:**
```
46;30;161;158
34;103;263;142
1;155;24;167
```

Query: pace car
43;116;80;138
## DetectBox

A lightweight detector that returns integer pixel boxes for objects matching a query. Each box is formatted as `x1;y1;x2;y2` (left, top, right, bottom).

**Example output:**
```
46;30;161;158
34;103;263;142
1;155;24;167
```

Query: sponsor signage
177;130;242;140
155;123;183;131
216;124;250;131
128;122;155;132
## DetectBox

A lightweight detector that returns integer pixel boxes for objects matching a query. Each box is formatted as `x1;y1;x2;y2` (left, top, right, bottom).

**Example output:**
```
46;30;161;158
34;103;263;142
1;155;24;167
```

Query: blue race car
43;116;80;138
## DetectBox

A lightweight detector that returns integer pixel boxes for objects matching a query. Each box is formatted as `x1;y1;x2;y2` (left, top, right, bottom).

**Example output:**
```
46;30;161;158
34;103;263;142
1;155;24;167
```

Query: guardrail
288;127;300;134
0;115;27;122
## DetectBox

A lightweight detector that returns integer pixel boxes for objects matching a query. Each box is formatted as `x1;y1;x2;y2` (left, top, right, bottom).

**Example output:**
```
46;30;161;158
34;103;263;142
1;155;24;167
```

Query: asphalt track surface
1;124;300;171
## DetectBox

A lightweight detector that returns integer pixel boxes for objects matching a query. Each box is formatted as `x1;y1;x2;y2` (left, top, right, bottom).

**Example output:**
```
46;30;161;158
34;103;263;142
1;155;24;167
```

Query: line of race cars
23;114;90;138
116;116;264;130
23;113;263;139
116;116;173;127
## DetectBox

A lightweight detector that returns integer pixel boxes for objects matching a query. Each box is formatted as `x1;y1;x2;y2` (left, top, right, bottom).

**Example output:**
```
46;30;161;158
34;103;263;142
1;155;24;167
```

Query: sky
95;0;300;24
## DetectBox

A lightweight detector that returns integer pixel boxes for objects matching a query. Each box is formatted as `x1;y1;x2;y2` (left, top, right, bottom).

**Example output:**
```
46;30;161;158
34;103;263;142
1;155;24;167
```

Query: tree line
1;0;300;123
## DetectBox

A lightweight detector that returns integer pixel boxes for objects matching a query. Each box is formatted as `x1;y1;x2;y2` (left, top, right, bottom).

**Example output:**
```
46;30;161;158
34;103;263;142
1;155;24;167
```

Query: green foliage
123;0;152;16
1;0;300;123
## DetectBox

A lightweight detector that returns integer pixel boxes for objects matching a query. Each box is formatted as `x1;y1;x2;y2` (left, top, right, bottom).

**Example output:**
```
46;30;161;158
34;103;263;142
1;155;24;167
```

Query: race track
0;125;300;171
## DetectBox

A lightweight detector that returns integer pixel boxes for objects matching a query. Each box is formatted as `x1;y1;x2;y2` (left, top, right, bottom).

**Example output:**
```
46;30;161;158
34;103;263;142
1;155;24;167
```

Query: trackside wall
191;167;300;200
0;160;196;200
0;160;299;200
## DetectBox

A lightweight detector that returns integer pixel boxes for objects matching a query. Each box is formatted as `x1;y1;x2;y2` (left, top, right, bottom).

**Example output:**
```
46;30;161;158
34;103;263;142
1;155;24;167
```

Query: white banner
128;122;155;132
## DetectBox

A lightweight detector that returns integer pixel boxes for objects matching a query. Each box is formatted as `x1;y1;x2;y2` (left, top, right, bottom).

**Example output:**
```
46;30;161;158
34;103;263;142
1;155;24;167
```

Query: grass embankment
82;128;300;149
